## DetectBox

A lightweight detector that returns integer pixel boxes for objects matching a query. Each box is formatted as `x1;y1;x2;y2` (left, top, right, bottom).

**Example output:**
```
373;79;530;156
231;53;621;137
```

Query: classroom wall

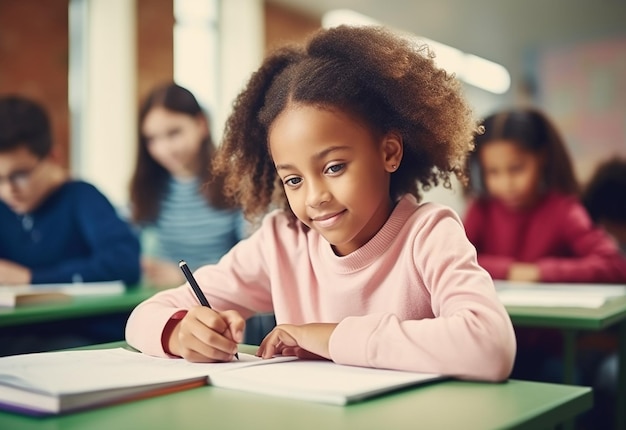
2;0;622;210
137;0;174;102
0;0;302;206
265;1;320;52
76;0;136;207
532;37;626;184
0;0;69;168
0;0;172;199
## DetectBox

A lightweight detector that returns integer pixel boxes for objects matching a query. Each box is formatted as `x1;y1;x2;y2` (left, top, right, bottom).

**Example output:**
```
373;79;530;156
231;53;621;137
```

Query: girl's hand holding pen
166;307;245;363
257;323;337;360
174;259;241;361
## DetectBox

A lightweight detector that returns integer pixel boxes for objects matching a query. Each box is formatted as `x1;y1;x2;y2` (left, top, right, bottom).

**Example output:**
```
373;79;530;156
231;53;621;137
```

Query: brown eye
285;177;302;187
167;128;182;138
325;163;345;175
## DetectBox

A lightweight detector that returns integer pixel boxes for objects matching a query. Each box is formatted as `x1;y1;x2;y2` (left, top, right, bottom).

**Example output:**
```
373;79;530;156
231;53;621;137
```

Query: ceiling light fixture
322;9;511;94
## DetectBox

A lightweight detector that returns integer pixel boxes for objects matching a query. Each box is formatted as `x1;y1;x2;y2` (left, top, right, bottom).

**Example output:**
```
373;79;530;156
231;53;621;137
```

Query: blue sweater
142;177;247;271
0;181;141;284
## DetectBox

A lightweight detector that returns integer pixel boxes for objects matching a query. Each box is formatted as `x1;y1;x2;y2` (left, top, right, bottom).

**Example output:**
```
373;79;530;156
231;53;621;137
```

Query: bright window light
322;9;511;94
173;0;219;113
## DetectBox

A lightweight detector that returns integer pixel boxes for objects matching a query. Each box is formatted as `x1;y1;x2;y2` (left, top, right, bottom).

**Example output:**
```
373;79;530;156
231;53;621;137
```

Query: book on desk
0;347;444;415
0;281;125;308
494;280;626;308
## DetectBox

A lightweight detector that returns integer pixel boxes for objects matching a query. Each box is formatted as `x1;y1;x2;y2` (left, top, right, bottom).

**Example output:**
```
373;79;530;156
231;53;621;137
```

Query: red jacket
463;192;626;283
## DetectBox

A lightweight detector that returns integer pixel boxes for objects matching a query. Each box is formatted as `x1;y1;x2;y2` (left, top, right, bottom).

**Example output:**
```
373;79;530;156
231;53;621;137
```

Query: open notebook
494;280;626;308
0;281;125;307
0;347;444;415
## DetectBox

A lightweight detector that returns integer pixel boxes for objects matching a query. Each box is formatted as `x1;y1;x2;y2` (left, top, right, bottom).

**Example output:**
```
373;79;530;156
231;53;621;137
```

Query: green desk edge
507;296;626;430
0;286;156;327
506;296;626;330
0;342;592;430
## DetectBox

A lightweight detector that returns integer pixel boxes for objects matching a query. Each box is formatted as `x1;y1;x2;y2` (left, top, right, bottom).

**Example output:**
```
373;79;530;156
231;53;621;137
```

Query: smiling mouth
311;210;346;229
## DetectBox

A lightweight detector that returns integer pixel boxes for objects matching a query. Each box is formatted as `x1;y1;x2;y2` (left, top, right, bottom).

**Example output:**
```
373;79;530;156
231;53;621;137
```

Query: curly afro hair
214;25;479;222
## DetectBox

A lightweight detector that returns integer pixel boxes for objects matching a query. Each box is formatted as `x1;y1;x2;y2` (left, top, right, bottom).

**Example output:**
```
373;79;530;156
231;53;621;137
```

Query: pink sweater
126;195;516;382
463;192;626;283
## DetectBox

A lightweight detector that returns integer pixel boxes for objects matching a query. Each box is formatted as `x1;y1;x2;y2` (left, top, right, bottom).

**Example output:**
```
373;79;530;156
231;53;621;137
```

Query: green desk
506;295;626;430
0;343;592;430
0;286;156;328
0;286;157;356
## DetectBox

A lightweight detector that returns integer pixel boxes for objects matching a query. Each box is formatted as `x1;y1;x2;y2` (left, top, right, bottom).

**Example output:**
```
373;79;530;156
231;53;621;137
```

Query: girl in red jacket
463;108;626;419
463;107;626;283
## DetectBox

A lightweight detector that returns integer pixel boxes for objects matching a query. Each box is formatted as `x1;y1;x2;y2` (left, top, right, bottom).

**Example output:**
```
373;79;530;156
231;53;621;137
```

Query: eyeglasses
0;161;42;189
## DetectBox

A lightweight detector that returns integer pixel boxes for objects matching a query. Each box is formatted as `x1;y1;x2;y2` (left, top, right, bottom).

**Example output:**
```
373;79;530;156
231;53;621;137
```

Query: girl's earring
391;164;397;171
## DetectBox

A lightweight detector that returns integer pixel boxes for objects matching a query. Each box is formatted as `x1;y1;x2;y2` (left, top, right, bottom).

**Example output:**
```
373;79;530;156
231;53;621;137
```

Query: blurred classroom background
0;0;625;215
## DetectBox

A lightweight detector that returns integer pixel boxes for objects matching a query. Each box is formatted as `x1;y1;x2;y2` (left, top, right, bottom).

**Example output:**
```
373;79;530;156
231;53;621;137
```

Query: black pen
178;260;239;360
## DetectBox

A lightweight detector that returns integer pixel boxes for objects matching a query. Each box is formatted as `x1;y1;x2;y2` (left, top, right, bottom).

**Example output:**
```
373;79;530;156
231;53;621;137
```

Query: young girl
464;107;626;398
129;83;247;288
126;26;516;381
463;107;626;283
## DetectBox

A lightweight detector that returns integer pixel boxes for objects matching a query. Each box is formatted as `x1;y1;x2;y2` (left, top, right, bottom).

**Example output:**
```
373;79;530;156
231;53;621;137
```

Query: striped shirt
144;177;246;271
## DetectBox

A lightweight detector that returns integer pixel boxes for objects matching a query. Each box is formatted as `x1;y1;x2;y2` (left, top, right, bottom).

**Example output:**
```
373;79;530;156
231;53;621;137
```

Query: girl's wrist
162;312;186;356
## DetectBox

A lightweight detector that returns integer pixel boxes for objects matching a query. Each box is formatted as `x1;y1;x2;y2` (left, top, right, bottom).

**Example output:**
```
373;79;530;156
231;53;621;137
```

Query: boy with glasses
0;95;141;285
0;95;141;354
